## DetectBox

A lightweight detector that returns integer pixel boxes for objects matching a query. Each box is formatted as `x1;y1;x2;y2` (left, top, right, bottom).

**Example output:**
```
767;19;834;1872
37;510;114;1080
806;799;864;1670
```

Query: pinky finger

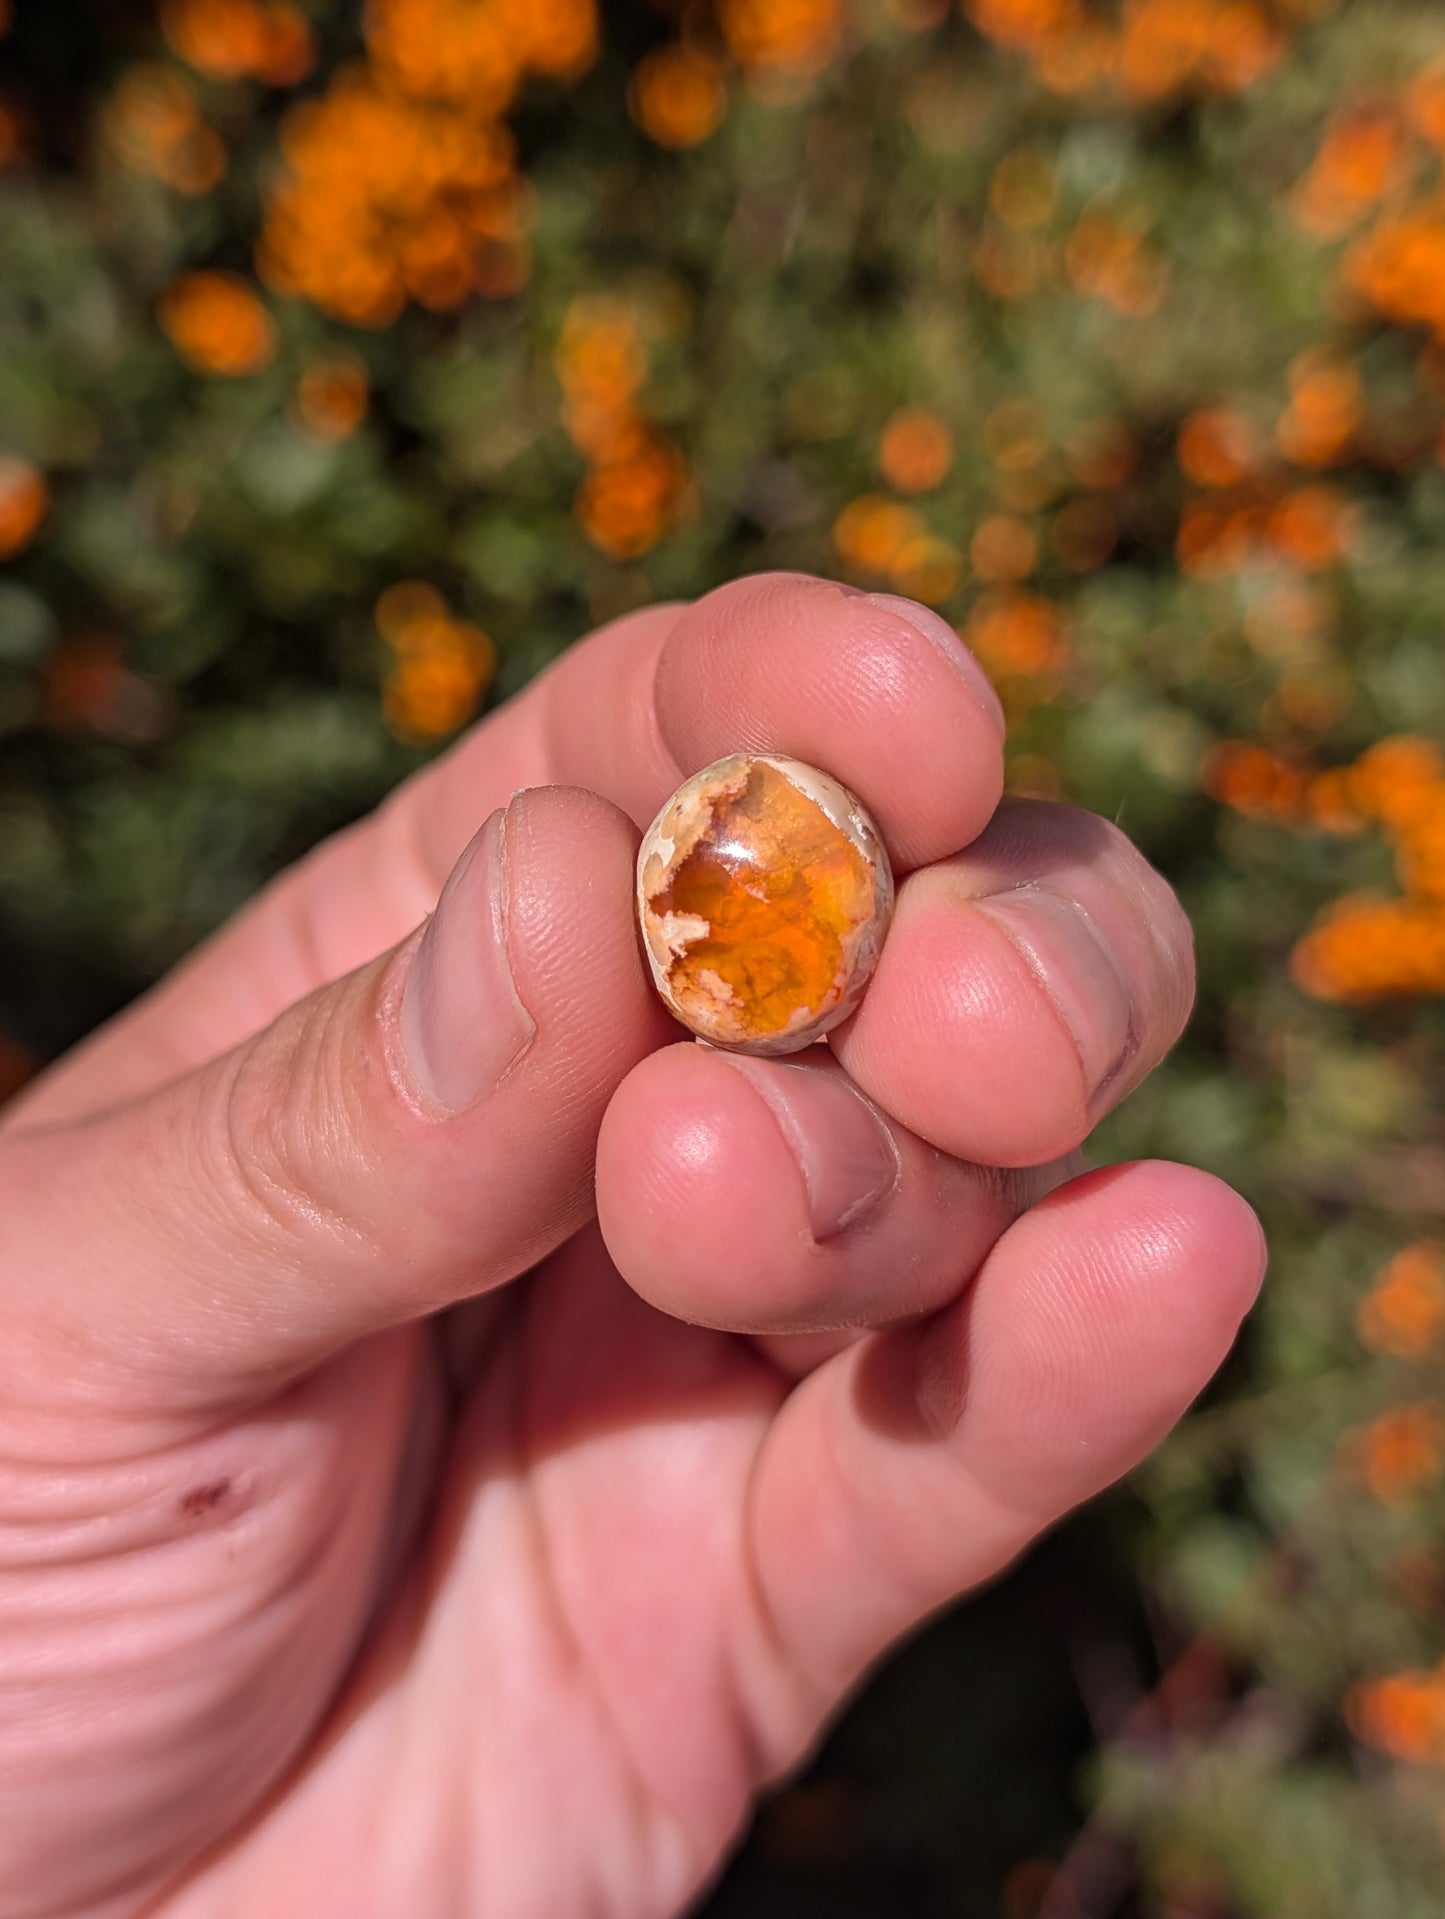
743;1160;1266;1703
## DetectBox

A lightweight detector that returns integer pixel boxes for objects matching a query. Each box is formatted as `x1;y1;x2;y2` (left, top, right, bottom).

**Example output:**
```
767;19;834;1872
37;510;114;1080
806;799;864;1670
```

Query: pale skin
0;573;1265;1919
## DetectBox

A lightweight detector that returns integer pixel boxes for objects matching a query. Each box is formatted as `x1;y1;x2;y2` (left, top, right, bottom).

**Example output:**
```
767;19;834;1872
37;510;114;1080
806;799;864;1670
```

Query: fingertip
598;1044;806;1327
654;571;1006;870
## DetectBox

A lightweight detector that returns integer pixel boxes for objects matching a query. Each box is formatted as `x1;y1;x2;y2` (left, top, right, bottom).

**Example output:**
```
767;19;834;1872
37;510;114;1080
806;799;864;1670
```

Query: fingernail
971;886;1134;1104
722;1058;900;1242
864;591;1007;740
399;807;536;1113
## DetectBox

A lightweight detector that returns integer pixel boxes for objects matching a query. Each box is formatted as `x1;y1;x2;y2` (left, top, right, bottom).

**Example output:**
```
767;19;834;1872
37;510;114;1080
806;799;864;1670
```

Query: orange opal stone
636;754;894;1054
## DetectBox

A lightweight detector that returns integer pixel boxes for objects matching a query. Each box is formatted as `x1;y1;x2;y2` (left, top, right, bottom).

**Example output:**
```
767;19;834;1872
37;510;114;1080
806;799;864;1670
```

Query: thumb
0;785;672;1408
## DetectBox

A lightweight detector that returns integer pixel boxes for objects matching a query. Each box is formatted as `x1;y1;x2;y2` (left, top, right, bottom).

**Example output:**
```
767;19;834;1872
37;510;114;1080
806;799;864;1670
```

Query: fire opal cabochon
635;753;895;1056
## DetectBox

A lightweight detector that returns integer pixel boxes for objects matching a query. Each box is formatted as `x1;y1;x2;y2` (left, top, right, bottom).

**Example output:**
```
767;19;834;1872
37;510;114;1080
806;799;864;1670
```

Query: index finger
416;572;1005;879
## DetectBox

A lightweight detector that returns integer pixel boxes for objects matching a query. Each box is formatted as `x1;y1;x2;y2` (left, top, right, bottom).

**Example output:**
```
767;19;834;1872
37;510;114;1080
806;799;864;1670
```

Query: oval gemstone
636;754;894;1055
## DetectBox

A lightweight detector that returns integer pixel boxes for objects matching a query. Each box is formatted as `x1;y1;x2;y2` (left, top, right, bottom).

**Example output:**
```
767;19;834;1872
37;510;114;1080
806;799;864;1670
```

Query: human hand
0;574;1264;1919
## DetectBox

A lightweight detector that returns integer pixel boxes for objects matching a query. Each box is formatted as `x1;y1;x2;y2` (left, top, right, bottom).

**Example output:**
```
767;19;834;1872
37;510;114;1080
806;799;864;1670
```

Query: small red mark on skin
179;1478;232;1519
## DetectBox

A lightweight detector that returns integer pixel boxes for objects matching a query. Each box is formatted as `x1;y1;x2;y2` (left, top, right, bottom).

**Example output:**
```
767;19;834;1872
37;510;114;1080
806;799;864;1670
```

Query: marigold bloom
1277;350;1362;466
0;457;47;560
510;0;600;81
718;0;842;73
259;72;524;324
1341;1403;1445;1505
629;46;728;149
1268;485;1354;569
1202;742;1307;819
1347;737;1445;830
1292;895;1445;1000
292;356;370;442
965;0;1082;55
878;409;954;493
1177;407;1253;488
555;299;650;460
1344;202;1445;341
963;589;1068;679
576;432;687;559
1358;1244;1445;1358
161;0;314;87
890;535;962;604
158;271;276;375
1293;109;1407;239
832;495;928;575
379;590;497;742
1408;58;1445;150
1348;1666;1445;1764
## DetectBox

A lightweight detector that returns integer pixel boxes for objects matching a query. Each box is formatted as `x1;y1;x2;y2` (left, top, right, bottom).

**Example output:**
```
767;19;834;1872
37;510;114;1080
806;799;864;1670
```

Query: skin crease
0;574;1266;1919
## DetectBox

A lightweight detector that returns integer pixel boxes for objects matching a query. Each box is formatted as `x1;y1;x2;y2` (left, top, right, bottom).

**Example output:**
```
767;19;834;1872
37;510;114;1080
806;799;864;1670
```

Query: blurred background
2;0;1443;1911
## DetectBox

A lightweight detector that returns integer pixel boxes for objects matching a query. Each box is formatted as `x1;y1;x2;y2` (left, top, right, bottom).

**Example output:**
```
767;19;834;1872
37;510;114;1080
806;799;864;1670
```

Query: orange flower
964;0;1082;55
1348;1666;1445;1763
555;298;649;459
629;46;728;149
1344;201;1445;342
158;271;276;375
1341;1403;1445;1505
1408;57;1445;151
1303;766;1364;833
1276;350;1362;467
1292;108;1408;240
1177;407;1253;488
161;0;315;87
378;585;497;741
878;409;954;493
1292;895;1445;1000
1347;736;1445;831
0;457;47;560
576;431;688;559
365;0;597;108
1358;1244;1445;1359
889;535;963;605
963;589;1069;680
509;0;600;82
718;0;842;73
1201;741;1307;818
1176;500;1258;576
377;581;449;645
832;495;928;575
103;64;226;195
259;72;524;324
292;356;370;442
1117;0;1216;102
1268;485;1355;569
